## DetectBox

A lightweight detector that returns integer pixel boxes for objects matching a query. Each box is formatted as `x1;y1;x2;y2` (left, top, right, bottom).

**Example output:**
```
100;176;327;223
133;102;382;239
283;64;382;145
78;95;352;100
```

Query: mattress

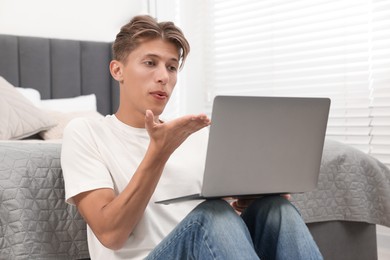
292;139;390;227
0;141;89;259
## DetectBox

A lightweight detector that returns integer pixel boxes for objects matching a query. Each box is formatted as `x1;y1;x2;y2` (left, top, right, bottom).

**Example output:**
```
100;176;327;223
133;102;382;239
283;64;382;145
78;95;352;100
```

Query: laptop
155;95;330;205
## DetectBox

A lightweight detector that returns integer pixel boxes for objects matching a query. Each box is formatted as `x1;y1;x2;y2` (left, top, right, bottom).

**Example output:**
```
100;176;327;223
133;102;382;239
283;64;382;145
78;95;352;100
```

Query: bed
1;34;389;260
0;34;118;259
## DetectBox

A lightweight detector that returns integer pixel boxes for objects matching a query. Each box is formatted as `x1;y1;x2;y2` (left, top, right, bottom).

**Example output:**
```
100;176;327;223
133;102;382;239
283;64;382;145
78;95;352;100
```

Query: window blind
203;0;390;167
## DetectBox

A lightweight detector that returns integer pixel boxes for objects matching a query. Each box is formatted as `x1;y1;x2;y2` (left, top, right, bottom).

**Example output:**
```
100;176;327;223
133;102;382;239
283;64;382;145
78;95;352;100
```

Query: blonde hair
112;15;190;69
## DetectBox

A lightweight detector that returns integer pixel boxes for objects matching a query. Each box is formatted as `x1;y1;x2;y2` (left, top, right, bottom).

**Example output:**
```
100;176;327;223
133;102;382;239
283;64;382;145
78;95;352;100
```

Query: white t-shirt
61;115;208;259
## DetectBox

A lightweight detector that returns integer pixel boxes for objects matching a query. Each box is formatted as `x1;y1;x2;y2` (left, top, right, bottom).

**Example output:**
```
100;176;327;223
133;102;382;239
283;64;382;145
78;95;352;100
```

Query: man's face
114;38;180;125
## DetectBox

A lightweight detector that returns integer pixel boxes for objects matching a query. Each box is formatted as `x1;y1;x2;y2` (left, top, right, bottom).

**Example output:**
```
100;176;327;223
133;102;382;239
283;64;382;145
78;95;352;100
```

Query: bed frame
0;34;378;260
0;34;119;115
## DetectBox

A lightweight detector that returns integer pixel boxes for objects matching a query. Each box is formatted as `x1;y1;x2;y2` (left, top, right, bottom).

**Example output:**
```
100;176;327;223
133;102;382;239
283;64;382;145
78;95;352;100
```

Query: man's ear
110;60;124;83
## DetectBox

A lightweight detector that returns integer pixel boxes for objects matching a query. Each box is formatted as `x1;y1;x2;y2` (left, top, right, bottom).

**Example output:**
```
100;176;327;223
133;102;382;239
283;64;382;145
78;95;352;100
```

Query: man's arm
72;110;210;250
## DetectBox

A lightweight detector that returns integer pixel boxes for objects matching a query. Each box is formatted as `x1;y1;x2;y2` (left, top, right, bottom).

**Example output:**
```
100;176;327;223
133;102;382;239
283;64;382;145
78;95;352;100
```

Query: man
61;15;322;259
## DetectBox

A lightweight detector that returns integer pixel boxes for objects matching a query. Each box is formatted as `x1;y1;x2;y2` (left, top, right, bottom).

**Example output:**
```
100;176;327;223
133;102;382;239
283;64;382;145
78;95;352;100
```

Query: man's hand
145;109;211;156
231;194;291;214
231;198;255;213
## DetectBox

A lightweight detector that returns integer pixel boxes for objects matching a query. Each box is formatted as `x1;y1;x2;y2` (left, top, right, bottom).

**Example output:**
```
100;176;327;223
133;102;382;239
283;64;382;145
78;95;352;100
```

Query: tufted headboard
0;34;119;115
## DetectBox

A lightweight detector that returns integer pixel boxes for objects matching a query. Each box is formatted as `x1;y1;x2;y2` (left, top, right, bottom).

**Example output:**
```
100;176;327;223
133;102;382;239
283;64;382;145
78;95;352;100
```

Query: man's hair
112;15;190;69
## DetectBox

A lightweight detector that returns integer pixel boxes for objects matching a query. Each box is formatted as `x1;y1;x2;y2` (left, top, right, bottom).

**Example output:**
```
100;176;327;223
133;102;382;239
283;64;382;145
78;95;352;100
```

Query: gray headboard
0;34;119;115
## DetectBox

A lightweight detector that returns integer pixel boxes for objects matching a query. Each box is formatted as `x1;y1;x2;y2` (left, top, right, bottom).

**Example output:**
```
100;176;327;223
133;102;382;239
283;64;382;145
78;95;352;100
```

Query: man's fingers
186;114;211;130
145;112;211;146
172;114;211;134
144;110;156;130
282;194;291;200
194;114;211;124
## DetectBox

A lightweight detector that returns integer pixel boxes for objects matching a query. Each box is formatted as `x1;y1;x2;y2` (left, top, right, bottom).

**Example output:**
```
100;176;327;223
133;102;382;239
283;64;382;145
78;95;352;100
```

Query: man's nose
156;65;169;85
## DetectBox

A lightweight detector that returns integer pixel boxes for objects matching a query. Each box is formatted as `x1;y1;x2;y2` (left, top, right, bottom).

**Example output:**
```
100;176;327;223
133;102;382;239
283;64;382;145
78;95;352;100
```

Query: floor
377;225;390;260
378;248;390;260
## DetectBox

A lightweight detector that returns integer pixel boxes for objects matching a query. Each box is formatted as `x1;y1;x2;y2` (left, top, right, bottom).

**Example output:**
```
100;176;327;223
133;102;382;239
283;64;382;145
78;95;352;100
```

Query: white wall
149;0;209;116
0;0;148;41
377;225;390;259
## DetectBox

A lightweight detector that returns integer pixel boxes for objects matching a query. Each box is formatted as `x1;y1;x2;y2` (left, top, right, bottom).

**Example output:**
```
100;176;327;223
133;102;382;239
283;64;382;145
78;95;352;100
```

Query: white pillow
39;94;97;113
40;110;104;140
0;77;57;140
15;87;41;106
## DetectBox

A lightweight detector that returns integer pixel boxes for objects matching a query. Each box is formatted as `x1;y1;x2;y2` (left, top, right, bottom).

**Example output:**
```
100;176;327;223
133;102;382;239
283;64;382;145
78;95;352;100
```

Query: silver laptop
156;95;330;204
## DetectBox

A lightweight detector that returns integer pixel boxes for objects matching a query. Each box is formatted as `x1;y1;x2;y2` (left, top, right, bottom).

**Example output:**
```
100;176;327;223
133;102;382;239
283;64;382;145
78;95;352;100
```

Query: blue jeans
147;196;323;260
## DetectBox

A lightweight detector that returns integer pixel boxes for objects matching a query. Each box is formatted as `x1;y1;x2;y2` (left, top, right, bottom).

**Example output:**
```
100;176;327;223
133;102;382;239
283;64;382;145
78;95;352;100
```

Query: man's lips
150;91;168;100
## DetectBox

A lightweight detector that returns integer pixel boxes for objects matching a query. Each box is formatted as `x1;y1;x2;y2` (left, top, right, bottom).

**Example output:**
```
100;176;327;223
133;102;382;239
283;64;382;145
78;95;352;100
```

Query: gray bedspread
0;142;88;260
292;139;390;227
1;139;389;259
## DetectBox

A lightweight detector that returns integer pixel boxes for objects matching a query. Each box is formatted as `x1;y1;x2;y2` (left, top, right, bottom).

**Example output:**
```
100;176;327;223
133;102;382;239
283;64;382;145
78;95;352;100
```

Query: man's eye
144;60;155;66
168;65;178;72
